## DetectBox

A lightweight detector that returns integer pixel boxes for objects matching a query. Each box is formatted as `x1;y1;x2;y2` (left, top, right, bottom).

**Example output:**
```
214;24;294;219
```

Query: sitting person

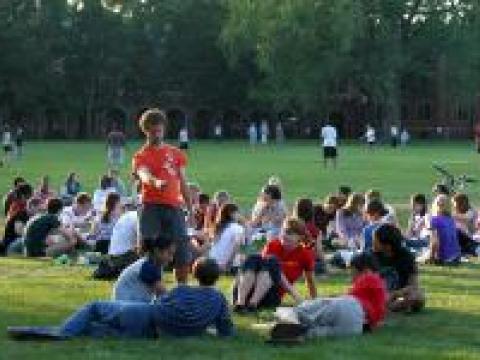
60;172;81;205
404;193;430;251
24;198;77;257
428;195;461;265
365;190;397;225
93;175;117;213
35;175;57;209
1;184;34;255
113;235;175;303
108;210;138;256
337;186;352;208
208;203;245;272
233;218;316;312
270;252;387;342
60;192;93;231
204;191;230;233
362;199;386;252
8;257;234;340
109;169;127;197
335;193;365;250
3;197;42;256
313;195;340;249
250;184;287;237
91;192;122;254
193;193;210;232
3;177;26;216
373;223;425;313
451;193;479;256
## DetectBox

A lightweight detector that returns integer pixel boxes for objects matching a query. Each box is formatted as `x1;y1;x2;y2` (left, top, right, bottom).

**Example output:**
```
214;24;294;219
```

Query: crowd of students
2;108;479;344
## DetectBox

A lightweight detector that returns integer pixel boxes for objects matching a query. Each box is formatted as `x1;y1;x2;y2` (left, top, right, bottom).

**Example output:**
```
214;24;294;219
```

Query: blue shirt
153;286;234;337
362;223;381;251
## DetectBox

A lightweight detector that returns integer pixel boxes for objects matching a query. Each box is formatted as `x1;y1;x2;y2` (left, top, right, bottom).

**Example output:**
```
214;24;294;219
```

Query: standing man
214;123;223;142
390;124;399;148
15;125;24;159
275;122;285;145
474;121;480;153
248;122;257;147
107;123;126;170
260;120;269;145
321;122;338;169
365;124;376;150
133;109;192;283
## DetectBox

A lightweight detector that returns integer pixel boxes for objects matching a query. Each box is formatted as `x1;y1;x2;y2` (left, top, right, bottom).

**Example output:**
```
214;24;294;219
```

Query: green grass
1;141;480;359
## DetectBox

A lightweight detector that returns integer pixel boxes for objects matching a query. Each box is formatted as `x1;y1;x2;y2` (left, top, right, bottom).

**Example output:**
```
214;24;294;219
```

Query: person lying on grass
373;224;426;313
7;257;234;340
233;217;317;313
112;234;175;303
270;252;387;342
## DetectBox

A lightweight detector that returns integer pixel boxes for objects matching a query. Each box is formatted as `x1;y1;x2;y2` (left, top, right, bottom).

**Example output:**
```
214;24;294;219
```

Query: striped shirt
153;286;234;337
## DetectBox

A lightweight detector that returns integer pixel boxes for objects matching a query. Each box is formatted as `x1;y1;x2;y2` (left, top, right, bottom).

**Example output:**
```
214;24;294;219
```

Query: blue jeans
60;301;156;338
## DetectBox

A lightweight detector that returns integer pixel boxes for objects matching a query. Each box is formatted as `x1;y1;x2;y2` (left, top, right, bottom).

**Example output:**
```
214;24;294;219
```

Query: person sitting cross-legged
7;257;234;340
270;252;387;343
233;217;317;313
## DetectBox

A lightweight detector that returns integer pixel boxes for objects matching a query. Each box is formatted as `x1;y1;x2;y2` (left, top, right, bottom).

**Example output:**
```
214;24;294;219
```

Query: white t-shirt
93;187;117;212
108;211;138;255
391;126;399;137
321;125;337;147
214;125;222;136
2;131;12;146
60;206;92;229
209;222;245;270
366;128;376;143
179;129;189;143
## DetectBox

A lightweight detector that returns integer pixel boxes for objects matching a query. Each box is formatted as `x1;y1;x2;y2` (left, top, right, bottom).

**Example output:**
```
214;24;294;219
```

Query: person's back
153;285;232;336
109;211;138;255
321;125;337;147
209;222;245;271
430;214;461;262
24;213;60;257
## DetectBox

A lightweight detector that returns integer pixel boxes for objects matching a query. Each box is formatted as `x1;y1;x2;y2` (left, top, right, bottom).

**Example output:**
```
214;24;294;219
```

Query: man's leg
60;301;118;337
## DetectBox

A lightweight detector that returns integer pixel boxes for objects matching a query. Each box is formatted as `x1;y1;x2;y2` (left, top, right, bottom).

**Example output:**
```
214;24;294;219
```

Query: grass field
1;141;480;359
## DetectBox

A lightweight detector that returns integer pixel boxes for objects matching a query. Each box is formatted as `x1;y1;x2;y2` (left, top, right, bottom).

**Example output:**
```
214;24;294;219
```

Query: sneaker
7;326;65;341
274;307;300;325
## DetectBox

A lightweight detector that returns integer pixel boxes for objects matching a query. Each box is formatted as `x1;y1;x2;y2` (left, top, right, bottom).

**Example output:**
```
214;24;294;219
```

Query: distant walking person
2;124;13;166
365;124;376;149
321;122;338;169
15;125;24;159
133;109;193;284
214;123;223;142
260;120;269;145
248;123;257;147
400;128;410;147
276;122;285;145
179;127;189;150
390;125;399;148
474;121;480;153
106;123;126;170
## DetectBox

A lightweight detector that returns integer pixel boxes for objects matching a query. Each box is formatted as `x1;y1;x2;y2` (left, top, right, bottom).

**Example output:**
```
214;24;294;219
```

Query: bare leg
235;271;256;306
248;271;274;307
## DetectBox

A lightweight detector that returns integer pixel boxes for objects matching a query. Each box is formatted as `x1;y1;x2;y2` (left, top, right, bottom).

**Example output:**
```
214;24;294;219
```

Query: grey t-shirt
112;257;162;303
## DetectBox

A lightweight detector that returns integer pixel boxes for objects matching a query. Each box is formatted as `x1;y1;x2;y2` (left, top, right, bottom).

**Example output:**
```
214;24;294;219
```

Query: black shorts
139;204;189;267
323;146;337;159
3;145;12;153
179;142;189;150
233;254;282;308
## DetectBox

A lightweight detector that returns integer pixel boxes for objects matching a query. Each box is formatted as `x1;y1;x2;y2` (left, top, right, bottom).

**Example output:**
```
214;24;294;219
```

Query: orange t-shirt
133;144;187;207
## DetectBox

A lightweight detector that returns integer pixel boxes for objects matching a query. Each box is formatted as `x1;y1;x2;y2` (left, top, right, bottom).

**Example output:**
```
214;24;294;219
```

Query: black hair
193;257;220;286
47;198;64;215
14;177;26;187
433;183;450;196
100;175;113;190
411;193;427;216
141;234;175;254
366;199;385;216
374;224;404;254
263;184;282;201
351;252;379;272
339;186;352;196
15;183;33;200
199;193;210;205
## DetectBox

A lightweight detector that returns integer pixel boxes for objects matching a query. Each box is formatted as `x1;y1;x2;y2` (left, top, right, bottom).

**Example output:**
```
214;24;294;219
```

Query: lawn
1;140;480;359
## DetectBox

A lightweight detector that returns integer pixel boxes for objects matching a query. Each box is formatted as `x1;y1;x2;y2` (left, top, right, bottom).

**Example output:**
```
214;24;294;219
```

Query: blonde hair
432;194;450;216
344;193;365;215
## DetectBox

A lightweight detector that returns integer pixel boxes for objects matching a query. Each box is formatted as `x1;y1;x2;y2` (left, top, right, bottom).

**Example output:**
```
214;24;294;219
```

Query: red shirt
262;239;315;296
348;271;387;329
133;144;187;207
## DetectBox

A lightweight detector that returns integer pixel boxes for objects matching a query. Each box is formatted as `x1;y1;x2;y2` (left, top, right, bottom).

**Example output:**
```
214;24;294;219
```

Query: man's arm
178;168;192;214
280;273;303;305
137;166;166;190
305;270;317;299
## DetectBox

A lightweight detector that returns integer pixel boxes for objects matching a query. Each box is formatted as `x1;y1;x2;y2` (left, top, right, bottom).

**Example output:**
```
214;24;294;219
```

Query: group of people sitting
3;172;480;343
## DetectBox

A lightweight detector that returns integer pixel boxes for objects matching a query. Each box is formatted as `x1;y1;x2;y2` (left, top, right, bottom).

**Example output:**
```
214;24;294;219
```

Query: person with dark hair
335;193;366;250
405;193;430;252
134;108;193;285
233;218;316;312
1;184;34;255
362;199;386;252
61;172;81;203
112;235;175;303
91;192;123;254
93;175;116;212
208;203;245;271
251;184;287;237
193;193;210;231
8;258;233;340
270;252;387;342
313;195;340;248
321;122;338;168
106;122;126;169
35;175;56;209
337;186;352;208
373;223;425;313
23;198;77;257
451;193;479;256
3;177;26;216
2;123;13;165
